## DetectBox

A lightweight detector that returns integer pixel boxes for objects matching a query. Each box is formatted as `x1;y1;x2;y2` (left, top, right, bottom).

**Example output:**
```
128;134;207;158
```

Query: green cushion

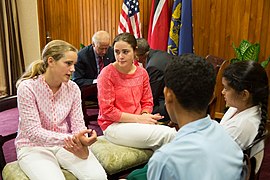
2;136;153;179
91;136;153;175
2;161;77;180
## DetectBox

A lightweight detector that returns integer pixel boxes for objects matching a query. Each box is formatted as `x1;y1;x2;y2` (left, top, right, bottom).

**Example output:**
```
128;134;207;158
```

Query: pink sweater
15;75;86;149
97;64;153;130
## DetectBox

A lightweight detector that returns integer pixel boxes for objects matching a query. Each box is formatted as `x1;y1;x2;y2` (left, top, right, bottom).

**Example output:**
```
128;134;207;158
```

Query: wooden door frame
37;0;46;50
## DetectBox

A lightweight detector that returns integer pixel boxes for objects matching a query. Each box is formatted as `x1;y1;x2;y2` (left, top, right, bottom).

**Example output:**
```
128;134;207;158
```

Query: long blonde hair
16;40;77;87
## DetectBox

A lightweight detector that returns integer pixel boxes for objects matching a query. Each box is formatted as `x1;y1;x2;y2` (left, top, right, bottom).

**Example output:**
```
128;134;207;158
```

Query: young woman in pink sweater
97;33;176;150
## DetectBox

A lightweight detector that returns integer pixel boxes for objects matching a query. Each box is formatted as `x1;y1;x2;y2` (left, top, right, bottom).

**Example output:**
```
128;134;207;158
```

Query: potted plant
230;40;270;68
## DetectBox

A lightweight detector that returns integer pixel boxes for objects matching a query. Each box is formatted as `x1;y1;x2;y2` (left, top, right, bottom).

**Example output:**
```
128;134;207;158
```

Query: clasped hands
64;129;97;159
139;113;164;124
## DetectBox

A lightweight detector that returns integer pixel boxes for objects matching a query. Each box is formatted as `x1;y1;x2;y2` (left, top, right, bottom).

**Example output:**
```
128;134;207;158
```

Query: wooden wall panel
193;0;270;63
79;0;164;46
38;0;270;63
37;0;46;49
38;0;80;48
261;0;270;61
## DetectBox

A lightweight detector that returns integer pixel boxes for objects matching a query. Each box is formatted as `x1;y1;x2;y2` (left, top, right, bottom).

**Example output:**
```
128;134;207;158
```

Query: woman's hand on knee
64;136;89;159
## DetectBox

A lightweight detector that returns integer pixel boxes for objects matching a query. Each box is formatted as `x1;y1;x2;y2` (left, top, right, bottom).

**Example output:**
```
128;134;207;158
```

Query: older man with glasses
73;30;115;87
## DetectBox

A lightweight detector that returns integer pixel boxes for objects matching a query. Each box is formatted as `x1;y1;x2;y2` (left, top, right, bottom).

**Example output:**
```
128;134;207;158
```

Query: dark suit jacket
146;49;174;121
72;45;115;87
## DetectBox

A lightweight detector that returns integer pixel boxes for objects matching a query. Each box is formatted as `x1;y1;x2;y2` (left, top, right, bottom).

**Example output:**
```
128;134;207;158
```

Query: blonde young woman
97;33;176;150
15;40;107;180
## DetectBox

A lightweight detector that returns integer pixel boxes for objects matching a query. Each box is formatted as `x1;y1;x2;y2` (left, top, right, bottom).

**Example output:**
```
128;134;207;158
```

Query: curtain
0;0;25;97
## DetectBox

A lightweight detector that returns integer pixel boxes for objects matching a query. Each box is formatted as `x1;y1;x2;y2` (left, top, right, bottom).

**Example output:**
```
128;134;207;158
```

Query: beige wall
17;0;40;68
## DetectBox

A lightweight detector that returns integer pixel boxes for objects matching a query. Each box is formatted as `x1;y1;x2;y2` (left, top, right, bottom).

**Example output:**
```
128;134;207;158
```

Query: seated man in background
147;54;243;180
136;38;174;123
72;30;115;87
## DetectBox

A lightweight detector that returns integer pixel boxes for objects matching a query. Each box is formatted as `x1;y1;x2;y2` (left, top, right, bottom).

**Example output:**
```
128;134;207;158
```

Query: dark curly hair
136;38;150;55
223;61;269;139
164;53;216;113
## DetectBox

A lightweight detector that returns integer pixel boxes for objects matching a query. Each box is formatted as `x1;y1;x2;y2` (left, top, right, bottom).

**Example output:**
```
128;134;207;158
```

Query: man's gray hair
92;31;110;44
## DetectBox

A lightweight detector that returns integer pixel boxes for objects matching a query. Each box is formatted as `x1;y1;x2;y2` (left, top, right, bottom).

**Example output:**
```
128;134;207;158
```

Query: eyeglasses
96;46;109;51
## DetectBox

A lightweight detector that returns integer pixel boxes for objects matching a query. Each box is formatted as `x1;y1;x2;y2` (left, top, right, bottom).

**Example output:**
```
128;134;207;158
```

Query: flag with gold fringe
167;0;193;55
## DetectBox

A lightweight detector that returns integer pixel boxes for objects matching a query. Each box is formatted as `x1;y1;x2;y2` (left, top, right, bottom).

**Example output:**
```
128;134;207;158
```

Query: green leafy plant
80;43;85;50
231;40;270;68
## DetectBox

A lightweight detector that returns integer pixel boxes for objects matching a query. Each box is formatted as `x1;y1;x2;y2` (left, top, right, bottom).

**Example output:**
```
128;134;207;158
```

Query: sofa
0;96;153;180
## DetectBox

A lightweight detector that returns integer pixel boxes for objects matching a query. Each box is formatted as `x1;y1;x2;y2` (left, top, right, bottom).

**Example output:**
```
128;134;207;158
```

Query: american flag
118;0;142;38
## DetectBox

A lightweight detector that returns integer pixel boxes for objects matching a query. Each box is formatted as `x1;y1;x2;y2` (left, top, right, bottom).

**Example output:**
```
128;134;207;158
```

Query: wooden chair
208;59;230;120
205;55;225;75
242;153;251;180
243;130;268;180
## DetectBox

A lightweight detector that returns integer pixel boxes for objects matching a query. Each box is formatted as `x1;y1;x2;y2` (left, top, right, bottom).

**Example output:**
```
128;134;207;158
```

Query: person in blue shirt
147;54;244;180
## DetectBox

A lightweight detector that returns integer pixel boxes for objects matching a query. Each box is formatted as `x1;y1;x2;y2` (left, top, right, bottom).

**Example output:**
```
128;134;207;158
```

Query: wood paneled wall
38;0;80;49
193;0;270;63
38;0;270;63
79;0;152;45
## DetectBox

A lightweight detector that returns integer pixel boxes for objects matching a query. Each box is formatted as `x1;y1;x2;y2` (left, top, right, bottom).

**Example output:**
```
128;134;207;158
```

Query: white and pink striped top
15;75;86;149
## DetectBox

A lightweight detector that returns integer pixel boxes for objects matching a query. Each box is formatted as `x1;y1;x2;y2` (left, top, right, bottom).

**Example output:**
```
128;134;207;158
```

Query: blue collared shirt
147;115;243;180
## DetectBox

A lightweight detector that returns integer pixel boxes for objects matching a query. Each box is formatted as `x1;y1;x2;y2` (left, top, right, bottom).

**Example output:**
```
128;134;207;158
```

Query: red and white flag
118;0;142;38
148;0;170;51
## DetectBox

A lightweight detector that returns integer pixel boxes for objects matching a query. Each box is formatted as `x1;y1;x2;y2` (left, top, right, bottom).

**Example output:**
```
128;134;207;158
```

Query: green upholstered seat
2;161;77;180
2;136;153;179
91;136;153;175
